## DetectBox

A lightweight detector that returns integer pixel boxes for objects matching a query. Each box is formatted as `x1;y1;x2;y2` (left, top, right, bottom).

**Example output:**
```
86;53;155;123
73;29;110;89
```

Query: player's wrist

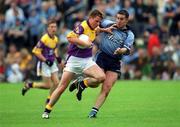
45;59;53;67
56;56;62;64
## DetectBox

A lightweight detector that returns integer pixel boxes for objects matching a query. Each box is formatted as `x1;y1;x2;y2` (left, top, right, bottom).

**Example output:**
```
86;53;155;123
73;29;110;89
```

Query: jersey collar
87;20;94;30
47;32;55;39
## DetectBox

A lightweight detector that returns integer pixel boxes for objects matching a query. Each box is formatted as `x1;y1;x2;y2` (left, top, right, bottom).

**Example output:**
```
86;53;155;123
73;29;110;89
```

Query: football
78;34;90;49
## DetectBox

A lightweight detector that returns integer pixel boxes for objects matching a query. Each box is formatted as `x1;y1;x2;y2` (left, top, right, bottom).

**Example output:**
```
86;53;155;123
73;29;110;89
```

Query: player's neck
47;32;55;39
87;19;94;30
117;25;127;30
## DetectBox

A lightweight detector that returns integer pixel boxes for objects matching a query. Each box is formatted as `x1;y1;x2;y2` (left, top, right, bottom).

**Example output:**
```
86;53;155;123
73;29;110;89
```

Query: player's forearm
118;48;128;54
34;53;46;62
114;48;128;55
67;37;91;47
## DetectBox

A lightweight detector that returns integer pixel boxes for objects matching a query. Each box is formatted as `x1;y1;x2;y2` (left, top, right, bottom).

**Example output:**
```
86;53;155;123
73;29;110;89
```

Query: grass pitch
0;81;180;127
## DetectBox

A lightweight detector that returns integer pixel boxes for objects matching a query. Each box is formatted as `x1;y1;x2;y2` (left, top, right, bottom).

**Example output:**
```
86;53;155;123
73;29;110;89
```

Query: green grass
0;81;180;127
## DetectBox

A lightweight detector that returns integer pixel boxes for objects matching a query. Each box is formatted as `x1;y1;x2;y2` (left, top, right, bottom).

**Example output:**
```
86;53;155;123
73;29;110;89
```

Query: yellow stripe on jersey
66;20;96;42
32;47;42;55
32;33;59;55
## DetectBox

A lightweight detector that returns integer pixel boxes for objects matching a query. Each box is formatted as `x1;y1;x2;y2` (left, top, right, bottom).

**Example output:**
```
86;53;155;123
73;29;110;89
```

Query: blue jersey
99;19;134;60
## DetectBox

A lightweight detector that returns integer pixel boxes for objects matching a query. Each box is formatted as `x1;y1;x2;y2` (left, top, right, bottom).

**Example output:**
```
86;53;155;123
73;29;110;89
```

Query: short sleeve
73;25;84;35
100;19;115;28
123;31;134;55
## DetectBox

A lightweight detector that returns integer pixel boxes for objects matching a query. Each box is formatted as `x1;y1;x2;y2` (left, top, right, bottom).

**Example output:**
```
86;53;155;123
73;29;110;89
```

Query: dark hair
89;9;103;19
118;9;129;19
47;18;57;27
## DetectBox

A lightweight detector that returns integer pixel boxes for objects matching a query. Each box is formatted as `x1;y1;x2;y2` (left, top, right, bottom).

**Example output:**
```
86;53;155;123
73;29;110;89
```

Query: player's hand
58;61;65;69
114;48;122;55
114;48;127;55
105;24;117;34
56;56;62;64
45;60;53;67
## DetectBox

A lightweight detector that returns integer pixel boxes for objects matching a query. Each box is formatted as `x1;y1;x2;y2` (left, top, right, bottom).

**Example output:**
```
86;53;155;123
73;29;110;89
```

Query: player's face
47;23;57;35
116;14;128;28
89;16;102;29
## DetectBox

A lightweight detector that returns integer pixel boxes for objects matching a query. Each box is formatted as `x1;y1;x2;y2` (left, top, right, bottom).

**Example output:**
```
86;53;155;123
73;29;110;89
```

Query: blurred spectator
5;44;23;83
6;63;23;83
169;6;180;37
147;28;161;57
28;0;42;13
173;65;180;80
27;8;42;48
19;48;34;80
123;0;135;22
17;0;31;18
5;1;25;26
91;0;107;13
159;23;169;44
48;0;59;21
1;0;12;13
0;47;6;82
144;16;160;36
150;47;165;79
4;1;27;49
0;13;6;51
67;10;86;29
0;13;6;33
133;0;147;37
172;42;180;67
163;0;177;26
132;48;152;79
144;0;158;22
105;0;121;17
5;17;27;49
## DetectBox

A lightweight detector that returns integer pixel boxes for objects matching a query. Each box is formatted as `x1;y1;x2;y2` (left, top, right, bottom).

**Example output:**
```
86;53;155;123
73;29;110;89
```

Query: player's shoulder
100;19;115;28
81;20;91;29
40;33;48;42
54;35;59;42
127;30;134;39
125;25;135;38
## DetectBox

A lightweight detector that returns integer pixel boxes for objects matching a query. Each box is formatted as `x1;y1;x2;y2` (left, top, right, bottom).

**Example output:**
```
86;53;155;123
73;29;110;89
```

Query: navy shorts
95;51;121;73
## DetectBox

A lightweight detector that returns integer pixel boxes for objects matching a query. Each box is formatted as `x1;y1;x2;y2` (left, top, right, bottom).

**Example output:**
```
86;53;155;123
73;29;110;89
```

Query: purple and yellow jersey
32;33;59;62
67;20;96;58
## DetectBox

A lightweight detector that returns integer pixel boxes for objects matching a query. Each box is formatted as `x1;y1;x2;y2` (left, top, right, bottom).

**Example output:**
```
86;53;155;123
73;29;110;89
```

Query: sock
28;82;33;88
45;95;51;104
92;107;99;113
44;104;52;113
83;79;88;87
79;80;87;90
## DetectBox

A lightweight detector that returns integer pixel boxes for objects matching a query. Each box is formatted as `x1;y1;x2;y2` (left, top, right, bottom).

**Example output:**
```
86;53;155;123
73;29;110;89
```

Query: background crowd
0;0;179;83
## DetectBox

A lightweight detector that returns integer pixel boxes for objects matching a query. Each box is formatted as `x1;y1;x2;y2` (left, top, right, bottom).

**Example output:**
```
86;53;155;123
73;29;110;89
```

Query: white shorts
64;56;96;74
37;61;59;77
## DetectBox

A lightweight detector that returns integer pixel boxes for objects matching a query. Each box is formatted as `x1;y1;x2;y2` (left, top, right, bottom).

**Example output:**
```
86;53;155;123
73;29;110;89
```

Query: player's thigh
83;64;105;79
64;56;83;74
59;71;75;88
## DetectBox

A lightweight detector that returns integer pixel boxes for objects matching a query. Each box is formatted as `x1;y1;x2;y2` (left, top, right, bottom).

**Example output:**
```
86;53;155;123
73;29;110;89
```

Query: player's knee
46;83;51;89
96;74;106;83
53;81;59;87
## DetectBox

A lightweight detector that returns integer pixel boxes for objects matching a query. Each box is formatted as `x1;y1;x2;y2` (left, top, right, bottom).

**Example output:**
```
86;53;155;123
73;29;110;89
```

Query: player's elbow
67;37;74;43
